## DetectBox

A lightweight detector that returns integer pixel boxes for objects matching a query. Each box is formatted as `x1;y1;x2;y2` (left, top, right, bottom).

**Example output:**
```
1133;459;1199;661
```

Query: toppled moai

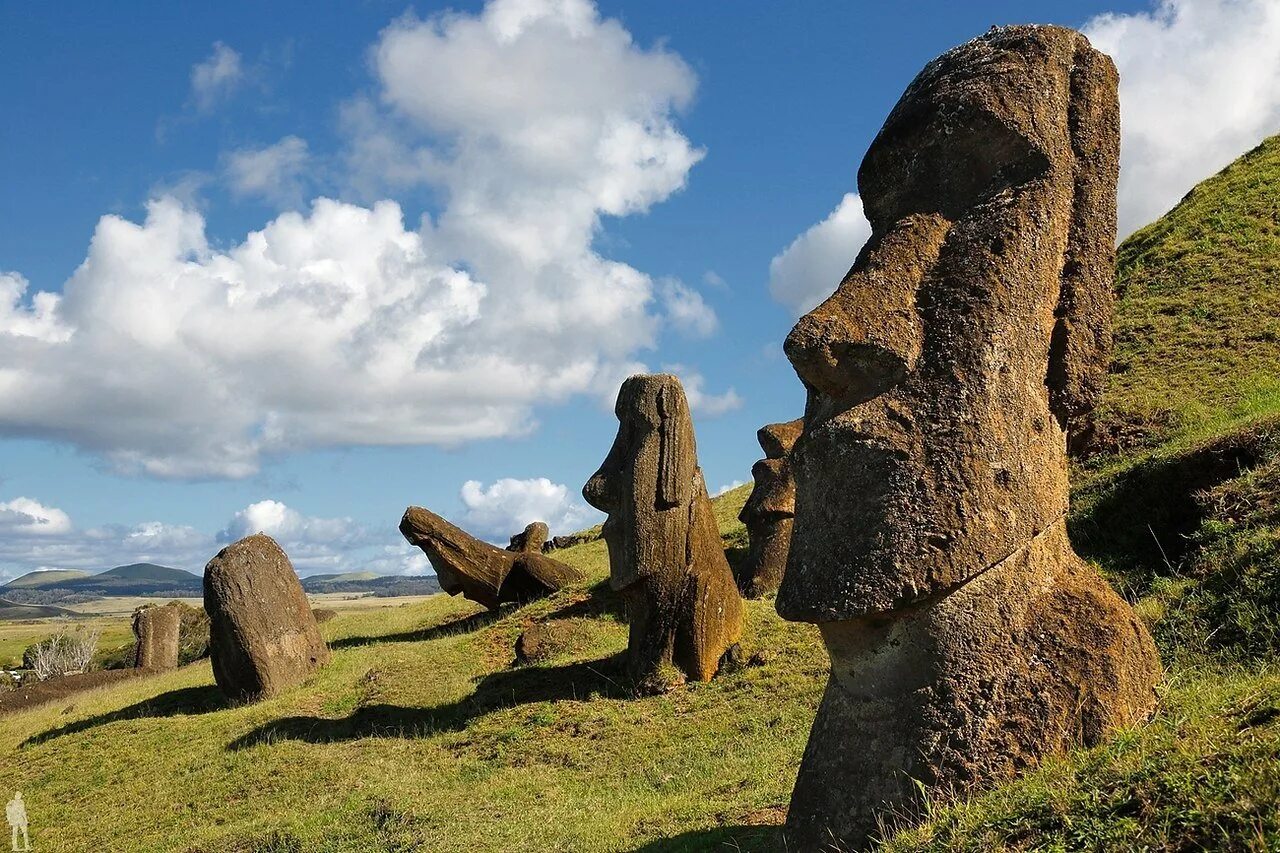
583;374;743;691
399;509;583;610
131;603;180;670
204;533;330;703
507;521;549;554
736;419;803;598
776;25;1161;850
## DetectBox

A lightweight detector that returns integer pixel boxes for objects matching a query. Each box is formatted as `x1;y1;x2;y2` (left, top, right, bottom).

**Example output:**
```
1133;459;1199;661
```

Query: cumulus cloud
662;364;744;417
768;193;869;317
713;480;745;497
658;279;718;338
0;0;734;479
0;496;420;579
190;42;244;112
459;477;598;543
1084;0;1280;235
224;136;312;208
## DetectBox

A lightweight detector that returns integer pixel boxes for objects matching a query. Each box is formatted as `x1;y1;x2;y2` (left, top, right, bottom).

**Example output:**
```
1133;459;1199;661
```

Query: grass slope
95;562;197;582
0;599;76;620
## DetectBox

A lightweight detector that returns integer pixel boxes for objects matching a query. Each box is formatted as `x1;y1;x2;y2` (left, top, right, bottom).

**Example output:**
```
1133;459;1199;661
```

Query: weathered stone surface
507;521;550;554
131;603;180;670
776;25;1161;850
204;534;330;703
583;374;743;691
400;509;583;610
737;419;803;598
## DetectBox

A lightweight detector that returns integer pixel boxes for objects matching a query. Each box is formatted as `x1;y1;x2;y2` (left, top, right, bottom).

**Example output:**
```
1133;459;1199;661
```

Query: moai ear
656;382;694;509
1046;38;1120;432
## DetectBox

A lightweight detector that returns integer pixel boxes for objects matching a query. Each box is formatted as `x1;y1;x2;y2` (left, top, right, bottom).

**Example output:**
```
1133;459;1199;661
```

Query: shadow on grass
22;684;227;747
627;825;786;852
541;578;626;621
227;654;627;749
329;607;501;649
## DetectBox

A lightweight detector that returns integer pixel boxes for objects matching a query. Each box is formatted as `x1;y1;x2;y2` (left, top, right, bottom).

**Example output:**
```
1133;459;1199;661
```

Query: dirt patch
0;669;149;716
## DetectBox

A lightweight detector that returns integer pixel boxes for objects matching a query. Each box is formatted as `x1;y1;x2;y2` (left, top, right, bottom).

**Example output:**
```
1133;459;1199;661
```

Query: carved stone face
738;419;803;596
777;28;1119;622
583;374;697;592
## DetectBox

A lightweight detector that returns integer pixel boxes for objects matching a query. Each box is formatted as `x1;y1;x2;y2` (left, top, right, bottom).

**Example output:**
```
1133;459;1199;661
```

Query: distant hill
1;562;201;600
2;569;90;589
0;597;76;620
95;563;198;583
302;571;380;584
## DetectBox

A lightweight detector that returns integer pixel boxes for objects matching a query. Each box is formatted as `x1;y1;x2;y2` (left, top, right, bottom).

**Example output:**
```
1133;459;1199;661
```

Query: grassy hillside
2;569;90;589
0;599;76;620
95;562;196;582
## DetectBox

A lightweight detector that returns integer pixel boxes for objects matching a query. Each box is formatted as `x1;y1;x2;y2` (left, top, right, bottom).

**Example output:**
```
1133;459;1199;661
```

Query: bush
23;623;101;680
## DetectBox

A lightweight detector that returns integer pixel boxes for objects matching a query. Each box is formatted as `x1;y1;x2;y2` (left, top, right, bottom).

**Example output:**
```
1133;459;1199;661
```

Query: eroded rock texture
737;418;803;598
507;521;550;554
131;603;180;670
776;25;1161;850
583;374;743;691
204;534;330;703
399;509;582;610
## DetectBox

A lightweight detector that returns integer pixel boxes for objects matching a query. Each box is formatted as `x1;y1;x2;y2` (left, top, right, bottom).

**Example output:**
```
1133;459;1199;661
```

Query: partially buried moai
131;603;180;670
736;419;802;598
583;374;743;692
204;533;330;703
776;25;1161;849
399;510;583;610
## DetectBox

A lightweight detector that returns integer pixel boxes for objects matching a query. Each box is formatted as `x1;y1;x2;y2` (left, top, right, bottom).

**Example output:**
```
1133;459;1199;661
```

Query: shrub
23;624;101;680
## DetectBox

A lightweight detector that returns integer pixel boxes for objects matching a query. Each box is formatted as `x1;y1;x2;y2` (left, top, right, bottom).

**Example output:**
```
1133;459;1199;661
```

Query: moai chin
736;419;803;598
583;374;743;692
399;509;583;610
776;25;1161;850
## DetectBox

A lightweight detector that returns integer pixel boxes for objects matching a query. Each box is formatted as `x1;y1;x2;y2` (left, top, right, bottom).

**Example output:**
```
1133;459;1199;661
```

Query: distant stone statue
736;419;802;598
6;792;28;852
776;25;1161;849
131;603;180;670
400;509;583;610
506;521;549;554
583;374;743;691
204;534;330;703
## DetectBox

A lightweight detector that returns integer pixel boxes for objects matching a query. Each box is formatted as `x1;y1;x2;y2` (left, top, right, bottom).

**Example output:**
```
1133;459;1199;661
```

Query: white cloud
768;193;869;317
702;270;728;290
459;477;598;542
662;364;744;417
224;136;311;208
190;42;244;112
1084;0;1280;235
713;480;745;497
0;498;72;536
658;278;718;338
0;496;420;579
1;0;707;479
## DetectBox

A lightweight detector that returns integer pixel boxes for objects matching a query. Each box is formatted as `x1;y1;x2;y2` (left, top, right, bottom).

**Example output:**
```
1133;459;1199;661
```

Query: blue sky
2;0;1278;579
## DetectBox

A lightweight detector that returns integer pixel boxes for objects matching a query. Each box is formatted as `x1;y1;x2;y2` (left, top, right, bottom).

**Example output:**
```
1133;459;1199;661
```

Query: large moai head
583;374;702;592
778;25;1120;622
204;533;330;703
737;419;803;598
399;508;582;610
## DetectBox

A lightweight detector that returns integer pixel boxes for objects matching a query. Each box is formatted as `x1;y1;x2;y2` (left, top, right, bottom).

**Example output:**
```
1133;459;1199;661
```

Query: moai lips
583;374;743;692
776;25;1161;850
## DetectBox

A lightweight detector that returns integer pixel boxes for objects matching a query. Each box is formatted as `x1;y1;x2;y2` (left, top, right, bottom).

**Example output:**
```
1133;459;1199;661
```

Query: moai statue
204;533;330;703
583;374;743;692
736;419;803;598
507;521;550;554
131;603;181;670
776;26;1161;850
400;510;583;610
